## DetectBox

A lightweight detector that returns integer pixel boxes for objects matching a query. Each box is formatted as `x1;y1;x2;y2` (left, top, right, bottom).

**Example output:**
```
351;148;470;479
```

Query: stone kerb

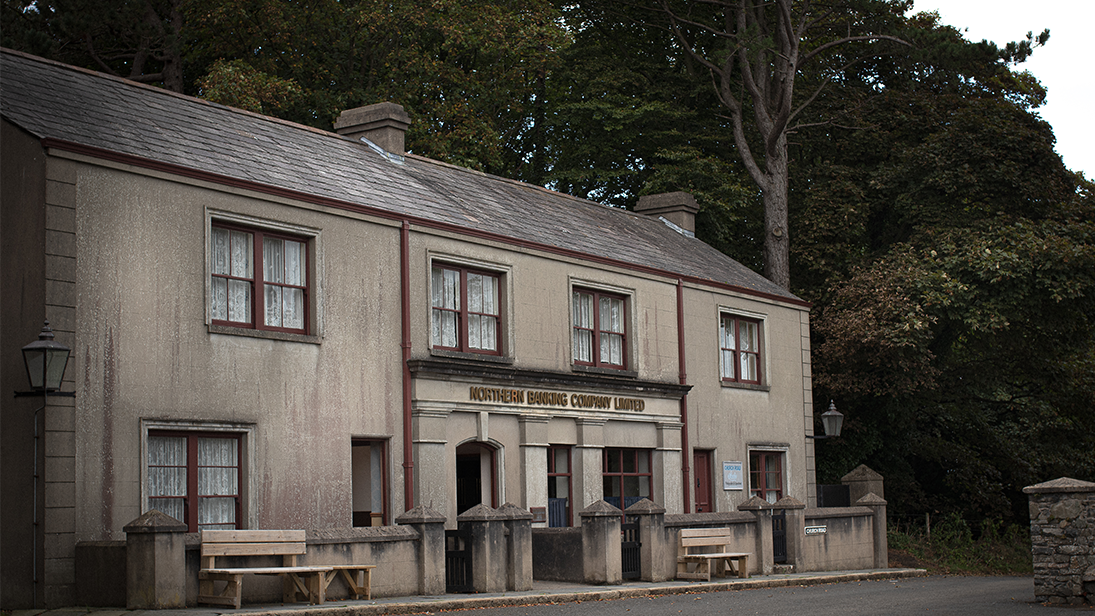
1024;477;1095;606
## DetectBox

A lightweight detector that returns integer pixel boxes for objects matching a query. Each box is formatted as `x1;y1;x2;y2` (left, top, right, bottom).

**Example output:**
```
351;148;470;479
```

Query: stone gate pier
1024;477;1095;606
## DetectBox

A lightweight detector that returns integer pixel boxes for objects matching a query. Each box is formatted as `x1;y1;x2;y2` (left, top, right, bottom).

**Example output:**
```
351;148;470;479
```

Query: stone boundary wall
1024;477;1095;606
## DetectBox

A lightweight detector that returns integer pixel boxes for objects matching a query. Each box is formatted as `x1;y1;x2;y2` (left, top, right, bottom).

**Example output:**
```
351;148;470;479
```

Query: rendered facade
1;49;821;608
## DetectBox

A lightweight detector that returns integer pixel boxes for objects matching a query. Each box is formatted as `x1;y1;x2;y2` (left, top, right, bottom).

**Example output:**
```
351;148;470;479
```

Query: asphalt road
447;576;1068;615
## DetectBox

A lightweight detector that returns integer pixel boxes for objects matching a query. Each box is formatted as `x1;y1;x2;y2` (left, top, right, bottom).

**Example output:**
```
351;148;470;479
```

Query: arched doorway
455;441;497;514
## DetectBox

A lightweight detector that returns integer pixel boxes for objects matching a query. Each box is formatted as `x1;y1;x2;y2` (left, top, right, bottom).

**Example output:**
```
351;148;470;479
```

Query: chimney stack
635;191;699;236
334;102;411;155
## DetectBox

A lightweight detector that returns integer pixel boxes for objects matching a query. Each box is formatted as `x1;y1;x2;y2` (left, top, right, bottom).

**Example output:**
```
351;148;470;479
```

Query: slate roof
0;49;800;304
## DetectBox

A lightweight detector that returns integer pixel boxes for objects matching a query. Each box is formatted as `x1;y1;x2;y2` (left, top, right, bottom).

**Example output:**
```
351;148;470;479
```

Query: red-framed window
572;289;627;369
352;439;388;527
210;223;309;334
431;265;501;354
749;451;783;504
602;448;652;511
720;314;761;384
147;431;242;532
547;446;572;527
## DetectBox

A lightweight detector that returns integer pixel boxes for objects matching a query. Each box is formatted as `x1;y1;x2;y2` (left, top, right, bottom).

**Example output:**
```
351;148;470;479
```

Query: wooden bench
322;564;377;600
676;528;751;581
198;530;371;608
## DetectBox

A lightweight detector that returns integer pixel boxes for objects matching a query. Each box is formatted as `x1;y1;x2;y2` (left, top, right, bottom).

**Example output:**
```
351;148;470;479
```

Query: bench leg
337;568;371;600
199;573;243;609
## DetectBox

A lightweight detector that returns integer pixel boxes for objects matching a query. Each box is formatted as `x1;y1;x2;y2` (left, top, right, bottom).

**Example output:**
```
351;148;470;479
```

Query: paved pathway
7;569;1066;616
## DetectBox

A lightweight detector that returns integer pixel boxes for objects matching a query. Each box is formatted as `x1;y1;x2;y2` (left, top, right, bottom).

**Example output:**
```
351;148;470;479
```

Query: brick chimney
334;102;411;155
635;191;699;236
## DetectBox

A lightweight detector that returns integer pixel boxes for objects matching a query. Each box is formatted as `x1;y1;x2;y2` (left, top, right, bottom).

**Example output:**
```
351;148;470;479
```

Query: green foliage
197;59;303;115
888;515;1032;575
2;0;185;89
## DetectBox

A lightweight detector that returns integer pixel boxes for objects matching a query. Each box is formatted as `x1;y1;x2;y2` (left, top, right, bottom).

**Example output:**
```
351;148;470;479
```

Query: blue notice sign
723;461;743;491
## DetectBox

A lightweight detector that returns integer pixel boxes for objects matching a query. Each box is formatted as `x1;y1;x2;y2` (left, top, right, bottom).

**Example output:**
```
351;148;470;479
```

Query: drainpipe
401;220;414;511
677;279;691;513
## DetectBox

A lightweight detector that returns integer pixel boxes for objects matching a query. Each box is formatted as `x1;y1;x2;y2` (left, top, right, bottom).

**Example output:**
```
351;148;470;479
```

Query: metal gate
445;528;473;593
621;518;641;579
772;509;787;563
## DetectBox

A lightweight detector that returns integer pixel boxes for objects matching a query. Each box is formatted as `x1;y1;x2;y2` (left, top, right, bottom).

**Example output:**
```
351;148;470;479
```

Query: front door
694;450;713;513
455;442;496;515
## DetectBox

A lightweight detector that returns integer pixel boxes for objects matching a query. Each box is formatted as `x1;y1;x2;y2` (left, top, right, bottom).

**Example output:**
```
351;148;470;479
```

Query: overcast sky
910;1;1092;179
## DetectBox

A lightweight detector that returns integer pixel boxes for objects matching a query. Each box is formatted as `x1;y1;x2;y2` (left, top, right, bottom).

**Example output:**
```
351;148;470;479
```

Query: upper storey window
431;264;501;354
720;314;761;384
572;289;627;370
211;223;309;334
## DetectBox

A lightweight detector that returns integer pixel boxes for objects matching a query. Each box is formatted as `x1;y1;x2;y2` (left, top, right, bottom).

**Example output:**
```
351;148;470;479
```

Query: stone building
1;49;822;607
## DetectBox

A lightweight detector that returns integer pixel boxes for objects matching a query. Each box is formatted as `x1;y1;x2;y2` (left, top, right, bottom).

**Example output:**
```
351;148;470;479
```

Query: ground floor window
602;448;652;511
749;451;784;504
148;431;241;532
352;439;387;526
547;446;572;527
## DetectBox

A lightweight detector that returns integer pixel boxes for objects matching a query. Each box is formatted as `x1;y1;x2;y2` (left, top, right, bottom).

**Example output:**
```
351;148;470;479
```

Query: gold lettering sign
468;387;646;412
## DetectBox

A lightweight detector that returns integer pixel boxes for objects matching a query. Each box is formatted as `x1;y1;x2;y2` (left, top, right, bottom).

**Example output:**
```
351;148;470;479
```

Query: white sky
911;1;1092;179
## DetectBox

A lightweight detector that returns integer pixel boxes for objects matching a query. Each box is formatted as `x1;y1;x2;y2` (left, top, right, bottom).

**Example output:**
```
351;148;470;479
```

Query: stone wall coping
804;506;875;520
665;511;755;527
1023;477;1095;494
308;526;419;544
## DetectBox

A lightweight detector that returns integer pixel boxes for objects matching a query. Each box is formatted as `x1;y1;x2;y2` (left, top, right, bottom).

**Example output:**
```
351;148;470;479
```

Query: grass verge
888;514;1032;575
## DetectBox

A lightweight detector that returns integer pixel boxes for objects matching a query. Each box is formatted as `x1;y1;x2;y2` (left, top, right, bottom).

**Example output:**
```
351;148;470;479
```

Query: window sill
572;364;638;379
209;324;321;345
429;348;514;364
721;381;770;392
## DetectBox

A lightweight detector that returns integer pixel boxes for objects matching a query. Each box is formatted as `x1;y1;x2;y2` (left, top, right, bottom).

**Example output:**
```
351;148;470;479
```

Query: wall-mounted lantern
807;400;843;440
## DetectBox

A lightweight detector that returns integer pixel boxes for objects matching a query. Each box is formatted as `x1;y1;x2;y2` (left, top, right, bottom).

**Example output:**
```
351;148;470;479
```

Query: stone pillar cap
496;503;534;520
841;464;884;482
625;498;666;515
856;492;887;505
122;509;187;533
738;496;774;511
396;505;448;524
457;503;502;521
1023;477;1095;494
579;500;623;517
773;496;806;510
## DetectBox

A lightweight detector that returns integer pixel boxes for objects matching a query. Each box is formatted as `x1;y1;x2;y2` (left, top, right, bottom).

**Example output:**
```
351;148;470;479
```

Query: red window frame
147;431;242;532
602;448;652;514
431;264;502;355
210;222;310;334
720;314;761;384
547;445;573;527
572;289;628;369
749;451;783;504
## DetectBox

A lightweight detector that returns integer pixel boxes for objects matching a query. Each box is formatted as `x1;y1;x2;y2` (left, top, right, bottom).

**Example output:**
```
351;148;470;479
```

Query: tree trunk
762;137;790;290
